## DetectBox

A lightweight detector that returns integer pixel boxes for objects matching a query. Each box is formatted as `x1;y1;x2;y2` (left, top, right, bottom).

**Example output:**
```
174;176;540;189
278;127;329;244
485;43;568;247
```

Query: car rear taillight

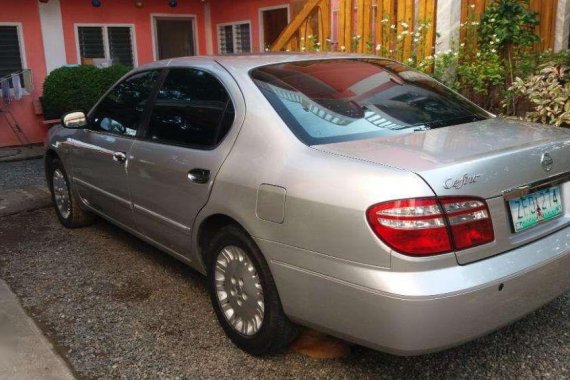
366;197;494;256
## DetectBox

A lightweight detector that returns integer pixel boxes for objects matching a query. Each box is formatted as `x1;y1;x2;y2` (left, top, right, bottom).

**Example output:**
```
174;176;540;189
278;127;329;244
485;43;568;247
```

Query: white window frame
150;14;199;61
258;4;291;52
0;22;30;94
216;20;253;54
0;22;27;71
74;23;138;67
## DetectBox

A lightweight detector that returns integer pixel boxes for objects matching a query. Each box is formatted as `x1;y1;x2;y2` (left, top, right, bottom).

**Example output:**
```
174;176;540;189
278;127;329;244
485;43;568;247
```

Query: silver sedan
45;54;570;356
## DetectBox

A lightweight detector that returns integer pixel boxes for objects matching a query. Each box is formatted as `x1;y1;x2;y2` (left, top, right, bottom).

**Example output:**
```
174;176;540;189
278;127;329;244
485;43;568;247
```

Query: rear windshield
250;59;489;145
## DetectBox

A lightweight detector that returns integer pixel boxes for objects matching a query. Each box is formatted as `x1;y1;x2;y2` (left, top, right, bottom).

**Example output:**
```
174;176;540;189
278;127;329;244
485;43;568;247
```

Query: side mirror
62;111;87;129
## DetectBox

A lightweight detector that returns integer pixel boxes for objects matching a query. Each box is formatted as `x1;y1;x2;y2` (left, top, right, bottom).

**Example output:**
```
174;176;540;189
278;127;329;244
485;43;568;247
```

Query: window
146;68;235;148
90;70;160;137
218;23;251;54
77;25;134;66
0;25;23;79
251;59;489;146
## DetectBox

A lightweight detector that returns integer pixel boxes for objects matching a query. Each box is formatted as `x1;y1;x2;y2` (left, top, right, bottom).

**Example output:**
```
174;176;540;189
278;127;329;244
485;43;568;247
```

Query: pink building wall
60;0;207;65
210;0;294;53
0;0;298;148
0;0;47;147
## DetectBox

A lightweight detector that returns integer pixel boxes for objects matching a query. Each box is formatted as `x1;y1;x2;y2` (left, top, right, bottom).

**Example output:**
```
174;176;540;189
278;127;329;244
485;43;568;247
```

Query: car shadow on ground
0;208;568;379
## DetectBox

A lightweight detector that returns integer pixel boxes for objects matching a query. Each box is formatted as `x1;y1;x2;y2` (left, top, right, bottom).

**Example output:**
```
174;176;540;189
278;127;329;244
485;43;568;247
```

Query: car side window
90;70;160;137
146;68;235;148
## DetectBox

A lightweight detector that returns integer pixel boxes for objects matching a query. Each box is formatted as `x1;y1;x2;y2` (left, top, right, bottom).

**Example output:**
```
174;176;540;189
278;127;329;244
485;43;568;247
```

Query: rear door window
145;68;235;149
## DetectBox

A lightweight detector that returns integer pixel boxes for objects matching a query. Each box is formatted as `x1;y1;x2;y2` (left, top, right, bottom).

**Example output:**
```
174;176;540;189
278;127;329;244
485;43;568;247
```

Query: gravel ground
0;208;568;379
0;158;45;190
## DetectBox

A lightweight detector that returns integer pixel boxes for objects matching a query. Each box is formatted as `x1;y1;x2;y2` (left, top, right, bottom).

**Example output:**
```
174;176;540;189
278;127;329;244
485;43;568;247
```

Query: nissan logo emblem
541;153;553;172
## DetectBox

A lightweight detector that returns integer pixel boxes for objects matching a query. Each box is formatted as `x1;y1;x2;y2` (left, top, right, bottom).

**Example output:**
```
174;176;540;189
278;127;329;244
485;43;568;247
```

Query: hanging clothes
11;74;23;100
1;78;11;105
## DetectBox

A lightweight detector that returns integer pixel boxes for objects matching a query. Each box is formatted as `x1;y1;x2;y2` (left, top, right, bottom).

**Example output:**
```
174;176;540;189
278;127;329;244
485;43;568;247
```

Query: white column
554;0;570;52
435;0;461;53
204;2;214;55
38;0;67;72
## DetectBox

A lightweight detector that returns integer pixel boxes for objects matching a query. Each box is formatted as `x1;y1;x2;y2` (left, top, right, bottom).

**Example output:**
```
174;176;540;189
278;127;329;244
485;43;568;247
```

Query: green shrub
42;65;130;119
506;62;570;127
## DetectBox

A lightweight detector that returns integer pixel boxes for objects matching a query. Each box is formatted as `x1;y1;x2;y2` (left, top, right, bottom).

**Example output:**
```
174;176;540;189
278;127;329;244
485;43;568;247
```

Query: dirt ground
0;208;568;379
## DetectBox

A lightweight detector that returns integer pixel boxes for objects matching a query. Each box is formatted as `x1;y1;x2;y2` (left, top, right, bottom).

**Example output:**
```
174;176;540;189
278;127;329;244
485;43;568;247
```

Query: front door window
90;70;161;137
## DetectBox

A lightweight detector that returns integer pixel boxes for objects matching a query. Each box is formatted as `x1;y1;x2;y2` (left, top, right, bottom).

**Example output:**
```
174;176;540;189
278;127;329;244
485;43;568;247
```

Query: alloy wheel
214;245;265;336
52;169;71;219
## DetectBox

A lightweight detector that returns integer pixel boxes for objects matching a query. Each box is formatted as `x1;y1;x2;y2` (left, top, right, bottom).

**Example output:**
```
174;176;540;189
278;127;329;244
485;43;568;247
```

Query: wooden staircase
270;0;437;62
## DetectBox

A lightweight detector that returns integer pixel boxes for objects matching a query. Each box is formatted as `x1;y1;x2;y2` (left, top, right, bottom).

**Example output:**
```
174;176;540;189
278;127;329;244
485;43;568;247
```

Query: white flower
301;46;306;51
492;34;497;38
426;55;433;60
490;40;494;45
476;51;481;57
316;42;321;46
490;18;495;22
285;49;290;52
390;24;396;29
413;38;419;43
375;44;382;51
401;22;409;28
460;42;465;47
491;48;496;53
397;35;403;41
381;18;388;24
407;58;413;63
453;52;458;57
300;36;305;41
389;49;394;53
316;48;320;52
307;34;313;39
414;32;420;37
401;30;409;35
264;48;269;52
460;23;465;27
469;4;475;8
340;45;346;51
357;34;361;38
471;21;479;25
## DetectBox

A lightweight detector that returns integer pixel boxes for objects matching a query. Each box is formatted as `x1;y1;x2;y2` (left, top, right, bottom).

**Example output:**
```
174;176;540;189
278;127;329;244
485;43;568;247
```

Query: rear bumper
256;226;570;355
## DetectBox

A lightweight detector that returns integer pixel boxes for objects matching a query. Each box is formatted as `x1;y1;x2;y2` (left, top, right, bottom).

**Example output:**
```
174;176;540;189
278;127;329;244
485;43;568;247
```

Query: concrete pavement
0;157;69;379
0;280;75;380
0;145;44;163
0;186;52;217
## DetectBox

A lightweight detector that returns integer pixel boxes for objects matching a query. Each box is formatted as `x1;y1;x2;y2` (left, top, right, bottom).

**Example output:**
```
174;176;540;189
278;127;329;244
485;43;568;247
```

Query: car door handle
188;168;210;184
112;151;127;163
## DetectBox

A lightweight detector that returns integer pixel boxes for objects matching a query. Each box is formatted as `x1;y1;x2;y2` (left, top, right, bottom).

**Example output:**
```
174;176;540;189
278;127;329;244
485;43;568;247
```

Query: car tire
207;225;299;356
48;158;94;228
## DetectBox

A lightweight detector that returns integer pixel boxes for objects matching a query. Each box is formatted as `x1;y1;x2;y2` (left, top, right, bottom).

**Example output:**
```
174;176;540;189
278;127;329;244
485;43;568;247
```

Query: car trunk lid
313;118;570;264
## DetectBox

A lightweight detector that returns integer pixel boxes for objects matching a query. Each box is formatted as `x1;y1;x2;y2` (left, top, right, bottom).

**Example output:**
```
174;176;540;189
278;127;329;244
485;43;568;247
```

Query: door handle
113;151;127;163
188;168;210;184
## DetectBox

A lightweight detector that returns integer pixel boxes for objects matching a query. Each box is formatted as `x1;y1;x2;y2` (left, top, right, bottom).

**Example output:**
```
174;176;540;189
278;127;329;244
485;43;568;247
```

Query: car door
70;69;162;227
127;66;242;256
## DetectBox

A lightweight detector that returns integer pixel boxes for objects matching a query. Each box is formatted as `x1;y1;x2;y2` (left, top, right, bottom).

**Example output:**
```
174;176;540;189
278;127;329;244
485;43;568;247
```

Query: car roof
135;53;373;74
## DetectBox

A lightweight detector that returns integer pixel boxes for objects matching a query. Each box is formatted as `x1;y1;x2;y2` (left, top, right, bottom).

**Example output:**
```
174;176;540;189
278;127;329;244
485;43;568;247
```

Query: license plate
508;186;563;232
